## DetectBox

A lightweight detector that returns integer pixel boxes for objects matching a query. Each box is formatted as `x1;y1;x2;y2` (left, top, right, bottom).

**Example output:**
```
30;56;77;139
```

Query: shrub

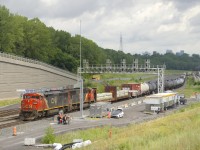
42;126;55;144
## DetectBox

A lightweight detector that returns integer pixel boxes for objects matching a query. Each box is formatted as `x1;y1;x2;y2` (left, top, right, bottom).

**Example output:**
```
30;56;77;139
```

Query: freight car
164;75;185;90
121;82;151;97
104;86;130;102
121;75;185;97
95;86;134;102
19;88;96;120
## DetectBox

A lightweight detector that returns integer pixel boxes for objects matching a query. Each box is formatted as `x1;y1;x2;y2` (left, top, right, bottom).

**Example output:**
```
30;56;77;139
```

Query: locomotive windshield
23;95;40;99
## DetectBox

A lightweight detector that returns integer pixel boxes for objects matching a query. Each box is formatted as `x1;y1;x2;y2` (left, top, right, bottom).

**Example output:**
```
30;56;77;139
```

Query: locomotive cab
20;93;47;120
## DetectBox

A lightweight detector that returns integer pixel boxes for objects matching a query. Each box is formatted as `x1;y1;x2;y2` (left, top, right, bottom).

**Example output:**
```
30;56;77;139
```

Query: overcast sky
1;0;200;55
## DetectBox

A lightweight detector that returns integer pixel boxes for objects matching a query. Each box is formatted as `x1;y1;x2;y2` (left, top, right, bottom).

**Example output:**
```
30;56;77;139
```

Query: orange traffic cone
109;129;112;138
107;112;111;119
13;126;17;136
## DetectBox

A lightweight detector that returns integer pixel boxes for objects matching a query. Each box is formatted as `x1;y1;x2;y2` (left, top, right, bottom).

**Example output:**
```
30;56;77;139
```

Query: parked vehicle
111;108;124;118
179;94;187;105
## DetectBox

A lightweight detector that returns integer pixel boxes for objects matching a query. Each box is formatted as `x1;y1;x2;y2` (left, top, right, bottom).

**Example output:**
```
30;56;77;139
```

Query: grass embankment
0;98;21;107
176;77;200;98
165;70;186;75
53;102;200;150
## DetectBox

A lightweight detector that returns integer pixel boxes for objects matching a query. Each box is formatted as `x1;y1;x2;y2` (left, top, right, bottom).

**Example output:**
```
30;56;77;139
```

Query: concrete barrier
0;53;77;99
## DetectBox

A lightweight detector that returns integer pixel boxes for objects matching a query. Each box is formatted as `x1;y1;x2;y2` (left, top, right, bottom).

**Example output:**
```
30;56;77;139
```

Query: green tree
11;15;27;56
23;18;52;62
51;50;78;72
53;30;71;53
0;6;15;52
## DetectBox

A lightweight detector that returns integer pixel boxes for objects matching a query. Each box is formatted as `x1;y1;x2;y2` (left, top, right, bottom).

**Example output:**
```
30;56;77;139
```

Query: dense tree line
0;6;200;73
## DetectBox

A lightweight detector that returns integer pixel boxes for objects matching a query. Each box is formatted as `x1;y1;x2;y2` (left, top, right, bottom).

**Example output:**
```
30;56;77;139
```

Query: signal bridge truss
78;59;165;93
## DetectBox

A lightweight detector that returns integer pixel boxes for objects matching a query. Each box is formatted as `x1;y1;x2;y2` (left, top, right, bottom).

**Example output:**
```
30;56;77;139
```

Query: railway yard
0;95;198;150
0;74;199;150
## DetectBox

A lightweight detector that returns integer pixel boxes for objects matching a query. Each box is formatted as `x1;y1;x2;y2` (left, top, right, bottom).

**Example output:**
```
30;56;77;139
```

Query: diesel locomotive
19;88;96;120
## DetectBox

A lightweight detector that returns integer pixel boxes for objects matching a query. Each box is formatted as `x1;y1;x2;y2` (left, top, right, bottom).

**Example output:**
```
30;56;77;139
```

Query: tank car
165;76;185;90
165;79;173;90
19;88;96;120
147;81;157;94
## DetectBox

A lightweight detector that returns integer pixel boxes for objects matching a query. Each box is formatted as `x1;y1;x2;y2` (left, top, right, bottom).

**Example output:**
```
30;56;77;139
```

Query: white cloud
0;0;200;55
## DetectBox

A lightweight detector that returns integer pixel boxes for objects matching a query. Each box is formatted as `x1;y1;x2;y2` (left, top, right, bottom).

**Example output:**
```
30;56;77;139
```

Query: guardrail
0;52;76;76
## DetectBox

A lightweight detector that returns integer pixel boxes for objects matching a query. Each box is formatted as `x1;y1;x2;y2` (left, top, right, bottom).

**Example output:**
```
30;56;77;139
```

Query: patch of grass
53;102;200;150
54;125;118;144
165;70;186;74
176;77;200;98
42;126;56;144
0;98;21;107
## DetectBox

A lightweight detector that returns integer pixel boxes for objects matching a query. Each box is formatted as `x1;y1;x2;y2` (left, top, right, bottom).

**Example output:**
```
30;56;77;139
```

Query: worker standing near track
57;112;63;124
62;115;67;124
62;115;71;125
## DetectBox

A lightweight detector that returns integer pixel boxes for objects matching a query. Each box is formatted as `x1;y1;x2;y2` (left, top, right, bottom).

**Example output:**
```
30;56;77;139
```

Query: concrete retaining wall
0;53;78;100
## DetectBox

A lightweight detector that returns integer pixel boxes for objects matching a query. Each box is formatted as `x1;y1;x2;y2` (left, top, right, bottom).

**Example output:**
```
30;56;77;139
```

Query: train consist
20;75;186;120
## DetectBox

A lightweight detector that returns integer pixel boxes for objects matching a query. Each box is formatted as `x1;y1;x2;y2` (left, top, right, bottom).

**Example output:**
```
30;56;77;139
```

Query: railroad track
0;120;26;129
0;116;19;123
0;108;27;129
0;108;20;117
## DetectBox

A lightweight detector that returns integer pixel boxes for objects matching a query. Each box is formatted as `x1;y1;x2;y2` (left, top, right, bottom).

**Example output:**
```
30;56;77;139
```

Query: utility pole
157;67;165;93
79;20;83;118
